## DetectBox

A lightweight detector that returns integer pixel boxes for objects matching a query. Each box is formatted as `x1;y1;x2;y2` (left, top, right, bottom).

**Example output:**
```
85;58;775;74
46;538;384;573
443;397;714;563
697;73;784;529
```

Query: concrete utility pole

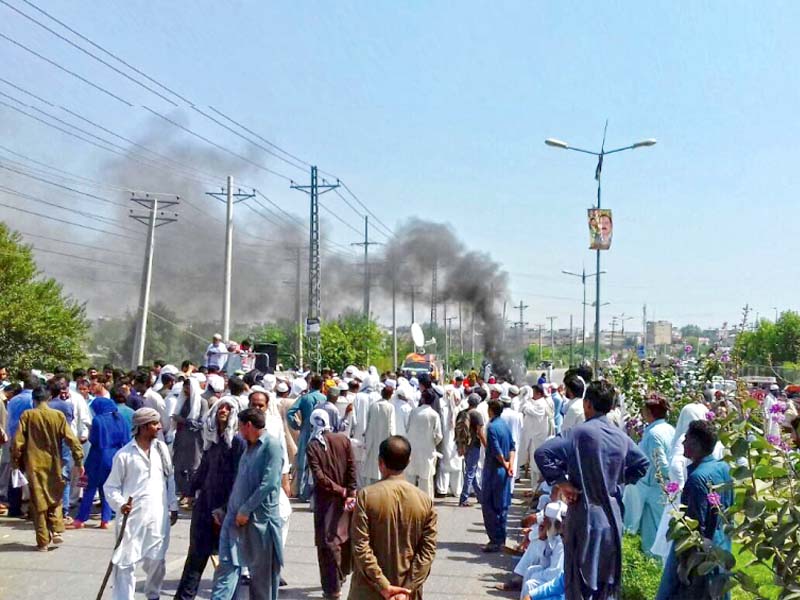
513;301;529;346
351;216;381;316
283;247;304;369
392;274;398;372
569;315;574;366
129;194;179;369
536;324;545;362
409;283;422;324
430;260;438;333
610;316;619;355
291;166;339;371
642;304;647;357
207;176;254;342
619;314;633;355
547;316;557;363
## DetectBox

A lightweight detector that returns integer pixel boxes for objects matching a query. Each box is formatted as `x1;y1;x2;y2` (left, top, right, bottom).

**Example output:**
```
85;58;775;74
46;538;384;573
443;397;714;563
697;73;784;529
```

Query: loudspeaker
254;342;278;374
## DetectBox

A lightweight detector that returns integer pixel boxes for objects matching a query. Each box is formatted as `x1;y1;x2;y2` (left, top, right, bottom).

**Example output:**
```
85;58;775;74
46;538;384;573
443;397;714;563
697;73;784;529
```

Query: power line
143;106;294;183
26;245;132;269
0;199;141;239
0;31;131;106
0;161;128;207
254;190;306;229
319;202;362;236
15;230;137;256
0;75;53;106
0;0;177;105
0;84;223;187
339;181;393;237
18;0;192;104
0;185;142;236
190;105;307;173
208;106;312;170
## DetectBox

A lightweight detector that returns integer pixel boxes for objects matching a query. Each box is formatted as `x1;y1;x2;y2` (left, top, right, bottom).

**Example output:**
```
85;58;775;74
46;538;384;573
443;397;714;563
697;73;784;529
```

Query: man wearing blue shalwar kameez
287;375;326;500
481;399;516;553
535;380;648;600
656;420;733;600
210;408;283;600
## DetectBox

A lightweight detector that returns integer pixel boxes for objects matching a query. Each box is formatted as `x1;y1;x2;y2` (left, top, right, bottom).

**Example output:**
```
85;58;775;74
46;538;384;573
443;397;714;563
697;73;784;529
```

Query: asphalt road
0;488;529;599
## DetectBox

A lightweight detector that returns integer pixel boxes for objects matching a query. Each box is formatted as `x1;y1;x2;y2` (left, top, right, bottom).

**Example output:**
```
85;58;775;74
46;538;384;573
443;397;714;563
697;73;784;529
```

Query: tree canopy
734;311;800;367
0;223;88;371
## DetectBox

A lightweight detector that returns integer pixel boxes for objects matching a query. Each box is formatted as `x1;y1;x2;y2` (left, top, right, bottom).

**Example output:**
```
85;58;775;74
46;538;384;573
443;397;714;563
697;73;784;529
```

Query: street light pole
562;267;604;363
546;124;656;373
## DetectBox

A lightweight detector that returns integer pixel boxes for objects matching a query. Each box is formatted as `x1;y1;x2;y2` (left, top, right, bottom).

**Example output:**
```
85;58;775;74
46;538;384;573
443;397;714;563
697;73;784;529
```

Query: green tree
734;311;800;366
118;302;207;367
0;223;88;371
681;324;703;338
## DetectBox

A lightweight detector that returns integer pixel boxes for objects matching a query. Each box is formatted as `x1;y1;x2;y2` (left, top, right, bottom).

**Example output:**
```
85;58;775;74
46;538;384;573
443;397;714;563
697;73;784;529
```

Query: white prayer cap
291;378;308;396
161;364;179;375
508;385;520;396
276;381;289;394
192;372;207;384
544;500;568;522
490;383;503;394
338;380;349;392
453;369;464;380
213;333;223;340
344;365;358;377
385;379;397;389
263;374;277;392
207;374;225;393
770;384;780;391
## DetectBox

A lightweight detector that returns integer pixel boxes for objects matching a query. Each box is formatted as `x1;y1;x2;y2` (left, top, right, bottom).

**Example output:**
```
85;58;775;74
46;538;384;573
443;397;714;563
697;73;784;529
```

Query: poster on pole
588;208;613;250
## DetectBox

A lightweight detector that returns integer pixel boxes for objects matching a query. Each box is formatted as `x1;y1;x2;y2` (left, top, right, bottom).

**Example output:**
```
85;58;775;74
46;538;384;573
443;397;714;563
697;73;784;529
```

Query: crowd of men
0;335;765;600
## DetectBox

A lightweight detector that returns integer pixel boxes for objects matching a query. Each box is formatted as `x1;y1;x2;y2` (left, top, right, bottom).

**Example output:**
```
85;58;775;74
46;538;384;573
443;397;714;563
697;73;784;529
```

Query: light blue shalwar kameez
636;418;674;556
210;431;284;600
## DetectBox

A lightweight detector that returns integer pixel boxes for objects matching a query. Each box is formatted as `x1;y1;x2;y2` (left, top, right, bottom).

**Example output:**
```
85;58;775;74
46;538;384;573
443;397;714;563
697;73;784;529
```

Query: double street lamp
546;123;656;372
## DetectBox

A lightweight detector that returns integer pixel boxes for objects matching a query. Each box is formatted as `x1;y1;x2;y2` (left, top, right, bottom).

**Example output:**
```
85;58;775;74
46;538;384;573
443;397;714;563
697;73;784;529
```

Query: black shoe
240;574;251;586
280;577;287;587
481;543;501;553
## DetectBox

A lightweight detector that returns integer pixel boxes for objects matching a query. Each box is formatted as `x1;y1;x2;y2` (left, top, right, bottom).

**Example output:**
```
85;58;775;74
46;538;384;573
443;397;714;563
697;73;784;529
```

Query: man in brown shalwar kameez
306;408;358;599
349;435;438;600
12;385;84;551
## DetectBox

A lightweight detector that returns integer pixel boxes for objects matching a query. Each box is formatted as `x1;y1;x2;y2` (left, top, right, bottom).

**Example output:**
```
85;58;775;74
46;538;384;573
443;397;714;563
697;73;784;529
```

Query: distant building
647;320;672;347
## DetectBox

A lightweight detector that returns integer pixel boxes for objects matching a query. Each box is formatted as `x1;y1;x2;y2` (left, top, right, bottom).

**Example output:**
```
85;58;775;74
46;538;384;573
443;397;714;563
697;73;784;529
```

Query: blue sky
1;1;798;330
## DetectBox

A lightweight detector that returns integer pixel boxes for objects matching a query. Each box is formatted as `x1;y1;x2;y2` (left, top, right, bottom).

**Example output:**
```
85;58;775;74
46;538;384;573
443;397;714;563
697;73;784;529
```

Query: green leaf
696;560;717;576
731;437;750;459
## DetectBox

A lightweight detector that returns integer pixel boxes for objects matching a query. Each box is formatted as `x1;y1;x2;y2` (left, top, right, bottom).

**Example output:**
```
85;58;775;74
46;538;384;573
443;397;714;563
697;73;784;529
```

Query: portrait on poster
588;208;613;250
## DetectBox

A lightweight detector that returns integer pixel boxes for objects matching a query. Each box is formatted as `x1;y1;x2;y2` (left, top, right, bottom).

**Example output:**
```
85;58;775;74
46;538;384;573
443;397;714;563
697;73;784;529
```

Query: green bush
621;535;664;600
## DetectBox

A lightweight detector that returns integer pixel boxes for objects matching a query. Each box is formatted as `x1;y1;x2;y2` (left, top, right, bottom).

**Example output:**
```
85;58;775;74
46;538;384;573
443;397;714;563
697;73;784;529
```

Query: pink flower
665;481;681;495
707;492;722;508
705;411;716;420
720;353;731;363
767;434;781;446
774;413;786;424
769;402;787;414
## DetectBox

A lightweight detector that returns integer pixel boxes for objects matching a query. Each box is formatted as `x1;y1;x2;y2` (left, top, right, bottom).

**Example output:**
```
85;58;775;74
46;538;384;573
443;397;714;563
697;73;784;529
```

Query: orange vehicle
401;352;441;381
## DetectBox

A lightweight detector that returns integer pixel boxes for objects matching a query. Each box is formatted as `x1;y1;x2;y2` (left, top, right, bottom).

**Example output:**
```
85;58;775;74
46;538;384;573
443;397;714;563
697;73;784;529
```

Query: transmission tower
291;166;339;371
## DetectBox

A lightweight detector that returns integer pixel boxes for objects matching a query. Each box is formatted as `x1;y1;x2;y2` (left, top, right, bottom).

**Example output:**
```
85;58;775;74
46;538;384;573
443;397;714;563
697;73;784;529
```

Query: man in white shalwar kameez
104;408;178;600
362;386;396;485
391;384;413;437
519;385;555;483
405;389;443;498
351;374;380;487
435;383;464;496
